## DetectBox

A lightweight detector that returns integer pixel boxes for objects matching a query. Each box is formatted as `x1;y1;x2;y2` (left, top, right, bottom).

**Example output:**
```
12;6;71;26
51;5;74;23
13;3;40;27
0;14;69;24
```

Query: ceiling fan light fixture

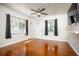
37;13;40;15
30;8;48;17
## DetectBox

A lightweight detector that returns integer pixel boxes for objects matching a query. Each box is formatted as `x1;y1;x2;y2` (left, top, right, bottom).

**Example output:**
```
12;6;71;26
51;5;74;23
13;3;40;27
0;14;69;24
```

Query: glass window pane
11;17;26;34
48;20;54;33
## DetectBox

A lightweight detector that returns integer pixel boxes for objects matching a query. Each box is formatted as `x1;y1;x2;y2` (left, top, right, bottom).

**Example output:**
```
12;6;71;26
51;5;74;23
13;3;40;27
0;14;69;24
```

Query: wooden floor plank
0;38;77;56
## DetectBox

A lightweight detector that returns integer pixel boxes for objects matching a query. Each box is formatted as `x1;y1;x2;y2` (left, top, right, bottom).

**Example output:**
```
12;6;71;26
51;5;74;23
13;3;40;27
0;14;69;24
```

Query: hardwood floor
0;38;77;56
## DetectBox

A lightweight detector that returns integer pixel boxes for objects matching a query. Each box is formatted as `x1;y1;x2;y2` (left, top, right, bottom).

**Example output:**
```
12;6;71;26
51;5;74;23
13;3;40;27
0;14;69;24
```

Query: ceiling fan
30;8;48;17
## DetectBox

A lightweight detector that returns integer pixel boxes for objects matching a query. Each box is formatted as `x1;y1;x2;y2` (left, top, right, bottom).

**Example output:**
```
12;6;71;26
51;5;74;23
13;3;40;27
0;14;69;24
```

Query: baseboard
34;37;67;42
68;42;79;56
0;37;31;48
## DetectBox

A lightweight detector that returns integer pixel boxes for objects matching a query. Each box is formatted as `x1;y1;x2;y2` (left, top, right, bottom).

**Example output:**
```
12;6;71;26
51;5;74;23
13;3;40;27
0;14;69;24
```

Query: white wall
0;16;1;39
0;5;30;47
29;13;68;41
67;23;79;55
29;17;43;38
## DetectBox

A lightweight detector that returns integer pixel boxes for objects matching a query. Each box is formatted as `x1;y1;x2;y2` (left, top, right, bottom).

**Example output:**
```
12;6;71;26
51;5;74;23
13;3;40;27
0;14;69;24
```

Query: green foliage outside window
48;20;54;32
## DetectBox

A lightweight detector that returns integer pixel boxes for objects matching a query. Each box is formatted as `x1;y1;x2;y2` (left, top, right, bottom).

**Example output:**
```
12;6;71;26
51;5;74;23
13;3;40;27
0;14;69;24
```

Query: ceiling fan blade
41;13;48;15
39;8;45;12
31;9;37;12
30;13;37;15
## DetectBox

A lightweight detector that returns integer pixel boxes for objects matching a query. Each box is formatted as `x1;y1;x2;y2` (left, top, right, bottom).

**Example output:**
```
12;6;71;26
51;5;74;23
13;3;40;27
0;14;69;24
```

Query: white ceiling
0;3;71;17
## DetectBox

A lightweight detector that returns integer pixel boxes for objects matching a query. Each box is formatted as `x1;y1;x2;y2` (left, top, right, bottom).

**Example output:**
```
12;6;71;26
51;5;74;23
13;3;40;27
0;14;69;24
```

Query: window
48;20;54;34
11;17;26;34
